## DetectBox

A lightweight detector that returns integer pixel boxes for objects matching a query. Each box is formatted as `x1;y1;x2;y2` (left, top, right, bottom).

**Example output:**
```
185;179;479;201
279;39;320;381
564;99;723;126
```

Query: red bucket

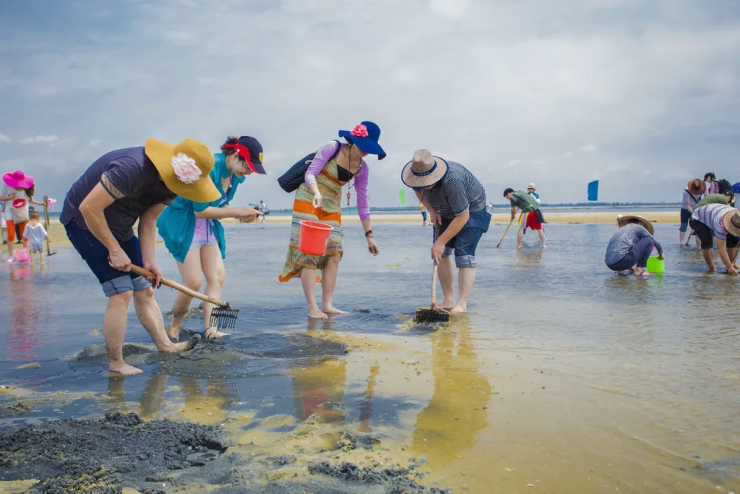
299;221;333;256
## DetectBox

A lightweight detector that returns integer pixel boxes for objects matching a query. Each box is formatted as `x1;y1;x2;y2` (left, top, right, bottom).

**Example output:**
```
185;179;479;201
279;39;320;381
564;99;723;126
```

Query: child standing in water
23;211;48;264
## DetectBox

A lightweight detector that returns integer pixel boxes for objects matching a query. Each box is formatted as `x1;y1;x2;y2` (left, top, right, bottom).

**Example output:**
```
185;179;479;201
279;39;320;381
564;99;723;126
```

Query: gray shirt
422;161;486;219
604;223;663;265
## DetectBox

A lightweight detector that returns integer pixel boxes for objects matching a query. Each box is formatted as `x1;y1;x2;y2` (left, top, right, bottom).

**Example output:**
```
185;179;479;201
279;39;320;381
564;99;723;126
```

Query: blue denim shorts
436;209;492;268
64;220;150;297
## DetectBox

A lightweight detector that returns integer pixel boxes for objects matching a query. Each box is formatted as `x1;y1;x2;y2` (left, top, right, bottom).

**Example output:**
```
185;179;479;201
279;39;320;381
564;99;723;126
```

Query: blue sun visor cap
338;121;386;160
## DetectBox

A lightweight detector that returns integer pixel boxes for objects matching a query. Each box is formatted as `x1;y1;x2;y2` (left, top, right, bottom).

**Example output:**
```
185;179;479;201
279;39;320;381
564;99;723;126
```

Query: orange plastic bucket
299;221;333;255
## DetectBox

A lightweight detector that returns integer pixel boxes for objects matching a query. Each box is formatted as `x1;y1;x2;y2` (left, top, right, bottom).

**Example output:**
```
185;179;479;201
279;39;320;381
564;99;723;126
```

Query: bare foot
449;304;467;314
109;363;143;376
541;244;546;249
168;326;181;342
516;245;522;249
308;306;328;319
708;266;717;272
322;306;349;315
167;334;201;352
204;326;230;339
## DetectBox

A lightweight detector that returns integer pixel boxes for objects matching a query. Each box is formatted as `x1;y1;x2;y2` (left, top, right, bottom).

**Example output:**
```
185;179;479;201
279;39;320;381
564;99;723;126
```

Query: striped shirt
422;161;486;218
692;203;736;240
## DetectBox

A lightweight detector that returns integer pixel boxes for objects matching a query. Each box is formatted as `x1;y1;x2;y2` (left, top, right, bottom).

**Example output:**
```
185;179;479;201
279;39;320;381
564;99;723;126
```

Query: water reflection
410;316;492;468
7;264;43;361
357;365;380;433
291;318;348;424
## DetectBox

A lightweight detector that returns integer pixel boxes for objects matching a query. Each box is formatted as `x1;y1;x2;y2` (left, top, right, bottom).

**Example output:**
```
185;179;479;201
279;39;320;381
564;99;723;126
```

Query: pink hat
2;170;35;189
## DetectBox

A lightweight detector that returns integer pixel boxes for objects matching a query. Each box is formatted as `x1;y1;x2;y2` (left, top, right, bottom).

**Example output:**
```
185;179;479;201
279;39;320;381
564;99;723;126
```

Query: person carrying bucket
680;179;705;248
1;170;45;261
59;138;218;375
690;203;740;275
402;149;490;314
279;121;383;319
158;136;265;341
604;215;664;277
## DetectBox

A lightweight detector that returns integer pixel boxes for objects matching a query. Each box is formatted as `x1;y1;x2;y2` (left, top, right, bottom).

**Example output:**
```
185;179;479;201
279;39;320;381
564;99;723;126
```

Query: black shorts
689;219;739;250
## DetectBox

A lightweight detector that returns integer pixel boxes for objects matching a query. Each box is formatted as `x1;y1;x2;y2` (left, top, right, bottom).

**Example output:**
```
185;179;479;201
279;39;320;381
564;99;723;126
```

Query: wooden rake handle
497;213;521;248
130;265;228;308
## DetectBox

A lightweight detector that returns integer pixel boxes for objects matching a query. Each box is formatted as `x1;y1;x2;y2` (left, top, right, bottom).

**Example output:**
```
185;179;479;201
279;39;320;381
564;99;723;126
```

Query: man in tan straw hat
60;138;221;375
690;203;740;274
605;215;664;277
402;149;490;313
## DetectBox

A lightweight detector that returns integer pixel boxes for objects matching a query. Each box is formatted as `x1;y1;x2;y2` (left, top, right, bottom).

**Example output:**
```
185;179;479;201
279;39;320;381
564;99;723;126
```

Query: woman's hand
108;248;132;272
143;260;163;287
234;206;262;222
367;237;379;256
313;193;323;210
659;253;666;260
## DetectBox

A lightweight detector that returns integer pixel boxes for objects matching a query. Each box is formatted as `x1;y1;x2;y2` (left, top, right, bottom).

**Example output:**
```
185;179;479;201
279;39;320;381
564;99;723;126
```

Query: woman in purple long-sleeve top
279;121;385;319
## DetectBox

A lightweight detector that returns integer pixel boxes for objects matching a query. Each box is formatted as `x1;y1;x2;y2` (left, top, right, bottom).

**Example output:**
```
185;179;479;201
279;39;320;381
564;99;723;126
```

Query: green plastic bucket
647;257;664;274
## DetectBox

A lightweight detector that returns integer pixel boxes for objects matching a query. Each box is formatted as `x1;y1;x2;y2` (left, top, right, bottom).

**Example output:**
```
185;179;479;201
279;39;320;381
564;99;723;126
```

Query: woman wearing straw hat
158;136;265;340
402;150;490;314
689;203;740;275
680;179;705;248
60;138;220;375
605;215;664;277
279;121;383;319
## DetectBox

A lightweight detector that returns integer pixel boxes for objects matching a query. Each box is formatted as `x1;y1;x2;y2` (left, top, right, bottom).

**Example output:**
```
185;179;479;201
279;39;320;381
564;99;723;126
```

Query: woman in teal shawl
158;136;265;340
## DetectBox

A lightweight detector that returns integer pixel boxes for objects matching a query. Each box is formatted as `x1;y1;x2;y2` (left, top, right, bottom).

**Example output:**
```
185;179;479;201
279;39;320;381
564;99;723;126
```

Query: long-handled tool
130;265;239;331
497;213;521;248
43;195;57;257
685;228;694;247
415;228;450;323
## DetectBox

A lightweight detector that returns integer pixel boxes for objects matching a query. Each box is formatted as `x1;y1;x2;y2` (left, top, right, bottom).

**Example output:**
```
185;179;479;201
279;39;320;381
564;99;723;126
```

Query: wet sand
1;221;738;493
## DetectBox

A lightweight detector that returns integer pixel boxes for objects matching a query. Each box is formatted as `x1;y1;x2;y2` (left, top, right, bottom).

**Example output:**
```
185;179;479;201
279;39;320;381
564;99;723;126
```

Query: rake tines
210;305;240;331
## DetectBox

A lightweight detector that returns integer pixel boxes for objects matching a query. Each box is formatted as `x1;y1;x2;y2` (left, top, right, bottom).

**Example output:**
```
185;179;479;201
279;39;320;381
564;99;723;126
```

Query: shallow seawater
1;221;739;493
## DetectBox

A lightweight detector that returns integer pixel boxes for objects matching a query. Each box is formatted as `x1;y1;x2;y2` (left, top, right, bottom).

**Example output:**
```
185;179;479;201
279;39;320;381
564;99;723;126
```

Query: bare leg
201;245;229;338
38;249;44;265
301;268;327;319
322;254;347;315
516;229;524;249
104;291;142;376
679;231;685;245
437;255;456;309
169;249;203;341
133;287;200;353
701;248;716;271
694;235;701;250
537;229;546;248
450;267;476;313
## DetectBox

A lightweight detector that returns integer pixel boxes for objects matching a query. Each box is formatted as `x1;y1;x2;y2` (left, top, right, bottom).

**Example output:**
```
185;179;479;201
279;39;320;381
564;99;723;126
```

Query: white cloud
509;159;522;167
580;144;599;153
19;135;60;144
0;133;11;144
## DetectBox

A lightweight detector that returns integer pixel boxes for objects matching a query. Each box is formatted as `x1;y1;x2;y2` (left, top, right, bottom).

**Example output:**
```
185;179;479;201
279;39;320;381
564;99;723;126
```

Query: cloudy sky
1;0;739;209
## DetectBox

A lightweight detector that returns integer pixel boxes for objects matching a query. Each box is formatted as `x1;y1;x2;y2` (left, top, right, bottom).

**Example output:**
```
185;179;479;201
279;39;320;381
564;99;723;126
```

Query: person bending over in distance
690;203;740;275
504;188;545;249
604;215;664;277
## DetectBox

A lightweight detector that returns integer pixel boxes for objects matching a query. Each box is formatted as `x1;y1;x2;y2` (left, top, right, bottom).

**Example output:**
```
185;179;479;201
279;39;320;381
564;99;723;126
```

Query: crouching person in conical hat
605;215;664;277
60;138;221;375
402;149;491;314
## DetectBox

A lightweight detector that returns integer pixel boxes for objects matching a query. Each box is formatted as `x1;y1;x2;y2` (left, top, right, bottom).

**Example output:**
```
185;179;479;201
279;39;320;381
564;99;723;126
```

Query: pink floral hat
2;170;35;189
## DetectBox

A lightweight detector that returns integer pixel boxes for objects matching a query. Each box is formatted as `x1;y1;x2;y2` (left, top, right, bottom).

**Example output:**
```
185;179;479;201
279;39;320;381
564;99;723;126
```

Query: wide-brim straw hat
145;138;220;203
687;179;706;195
723;209;740;237
401;149;449;189
617;214;654;235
